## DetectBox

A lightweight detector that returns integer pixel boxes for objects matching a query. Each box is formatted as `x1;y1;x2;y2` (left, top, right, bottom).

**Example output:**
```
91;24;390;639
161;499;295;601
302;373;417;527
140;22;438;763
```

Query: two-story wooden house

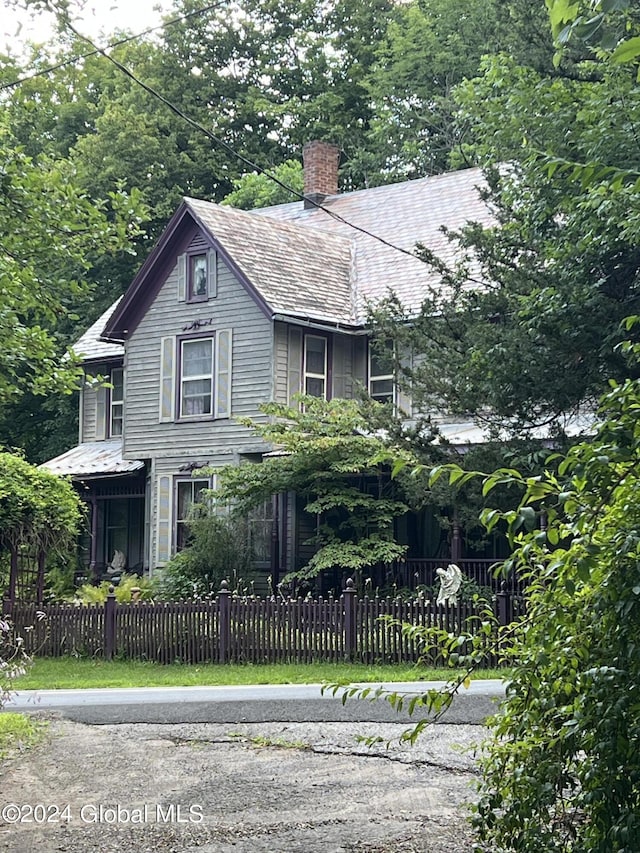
42;142;494;583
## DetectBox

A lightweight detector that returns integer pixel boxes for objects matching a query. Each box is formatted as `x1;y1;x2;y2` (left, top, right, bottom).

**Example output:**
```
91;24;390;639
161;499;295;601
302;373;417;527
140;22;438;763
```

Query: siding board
123;256;273;460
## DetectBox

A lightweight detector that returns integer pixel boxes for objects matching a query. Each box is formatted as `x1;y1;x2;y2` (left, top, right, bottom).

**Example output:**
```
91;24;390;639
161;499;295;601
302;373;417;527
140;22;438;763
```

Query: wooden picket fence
4;581;520;666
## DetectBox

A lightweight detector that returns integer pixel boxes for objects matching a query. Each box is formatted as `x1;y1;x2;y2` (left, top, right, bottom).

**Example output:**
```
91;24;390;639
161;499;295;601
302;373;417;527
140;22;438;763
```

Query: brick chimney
303;140;340;209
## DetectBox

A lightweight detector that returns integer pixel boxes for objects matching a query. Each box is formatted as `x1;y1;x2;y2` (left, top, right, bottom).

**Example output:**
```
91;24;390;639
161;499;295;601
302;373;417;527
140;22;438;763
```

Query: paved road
5;679;505;725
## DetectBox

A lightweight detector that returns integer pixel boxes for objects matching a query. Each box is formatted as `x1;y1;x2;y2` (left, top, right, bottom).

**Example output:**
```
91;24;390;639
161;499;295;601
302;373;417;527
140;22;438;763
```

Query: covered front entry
40;440;147;581
80;475;146;579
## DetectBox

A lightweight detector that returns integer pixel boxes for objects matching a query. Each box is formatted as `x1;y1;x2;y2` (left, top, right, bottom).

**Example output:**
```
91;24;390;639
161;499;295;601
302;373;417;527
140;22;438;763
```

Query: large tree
0;110;143;406
371;27;640;437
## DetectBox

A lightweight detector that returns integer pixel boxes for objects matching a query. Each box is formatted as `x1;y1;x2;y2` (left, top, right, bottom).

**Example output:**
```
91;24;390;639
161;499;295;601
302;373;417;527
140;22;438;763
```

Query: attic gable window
177;248;218;303
190;254;208;300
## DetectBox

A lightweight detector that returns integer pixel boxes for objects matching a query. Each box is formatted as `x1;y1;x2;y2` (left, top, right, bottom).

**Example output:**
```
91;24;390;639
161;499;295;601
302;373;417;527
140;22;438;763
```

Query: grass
0;712;47;759
15;658;506;691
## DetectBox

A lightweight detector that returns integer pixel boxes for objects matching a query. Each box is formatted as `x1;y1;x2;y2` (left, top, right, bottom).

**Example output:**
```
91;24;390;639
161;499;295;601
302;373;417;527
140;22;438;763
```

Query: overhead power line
59;15;420;261
0;1;226;92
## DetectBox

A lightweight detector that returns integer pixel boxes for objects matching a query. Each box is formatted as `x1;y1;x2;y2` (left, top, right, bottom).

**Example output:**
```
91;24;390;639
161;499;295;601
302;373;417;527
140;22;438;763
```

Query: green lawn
15;658;506;690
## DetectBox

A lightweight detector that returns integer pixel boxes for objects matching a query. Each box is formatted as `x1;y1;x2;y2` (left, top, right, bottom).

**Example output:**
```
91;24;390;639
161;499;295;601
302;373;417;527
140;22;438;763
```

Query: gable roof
99;166;493;345
185;198;355;325
256;166;492;320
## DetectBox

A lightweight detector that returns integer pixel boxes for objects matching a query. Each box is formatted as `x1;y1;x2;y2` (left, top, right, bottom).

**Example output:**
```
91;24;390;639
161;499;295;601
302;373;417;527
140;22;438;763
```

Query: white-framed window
368;339;395;405
174;477;211;552
303;334;328;399
247;498;274;566
189;253;208;301
159;330;232;423
180;337;214;418
109;367;124;437
177;248;217;303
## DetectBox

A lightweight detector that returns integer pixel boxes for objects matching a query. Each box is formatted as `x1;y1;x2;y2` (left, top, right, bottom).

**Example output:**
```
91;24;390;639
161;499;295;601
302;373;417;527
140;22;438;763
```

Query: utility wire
0;1;226;92
4;2;423;262
57;14;422;261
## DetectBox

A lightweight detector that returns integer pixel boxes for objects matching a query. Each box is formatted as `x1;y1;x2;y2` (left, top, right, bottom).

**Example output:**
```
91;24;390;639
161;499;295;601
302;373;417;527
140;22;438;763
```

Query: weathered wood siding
123;241;273;461
81;377;98;442
274;323;368;404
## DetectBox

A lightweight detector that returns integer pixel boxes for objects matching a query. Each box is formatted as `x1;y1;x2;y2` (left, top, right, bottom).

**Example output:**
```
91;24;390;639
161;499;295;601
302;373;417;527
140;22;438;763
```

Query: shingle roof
39;440;144;478
72;299;124;361
98;166;493;351
185;198;355;325
254;167;493;321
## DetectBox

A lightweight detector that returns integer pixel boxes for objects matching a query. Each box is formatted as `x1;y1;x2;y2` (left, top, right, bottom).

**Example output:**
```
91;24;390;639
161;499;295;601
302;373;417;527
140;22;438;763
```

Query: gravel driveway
0;716;483;852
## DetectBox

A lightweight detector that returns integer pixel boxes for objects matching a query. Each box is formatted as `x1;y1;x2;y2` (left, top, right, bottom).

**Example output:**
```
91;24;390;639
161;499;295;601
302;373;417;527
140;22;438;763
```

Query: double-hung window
175;477;210;551
180;337;214;418
94;365;124;441
303;334;328;399
368;340;395;405
159;330;232;423
109;367;124;436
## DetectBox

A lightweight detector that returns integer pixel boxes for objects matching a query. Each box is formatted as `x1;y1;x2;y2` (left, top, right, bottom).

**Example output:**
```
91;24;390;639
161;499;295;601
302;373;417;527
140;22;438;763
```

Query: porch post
89;494;98;580
270;494;280;590
451;512;462;563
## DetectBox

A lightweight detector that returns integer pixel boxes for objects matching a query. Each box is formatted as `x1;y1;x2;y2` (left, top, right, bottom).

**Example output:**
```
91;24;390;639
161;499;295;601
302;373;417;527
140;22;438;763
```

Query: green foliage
547;0;640;64
154;510;254;599
0;453;81;556
223;160;304;209
218;396;410;580
74;573;155;604
0;713;46;760
0;110;145;407
470;347;640;851
371;37;640;435
0;613;35;709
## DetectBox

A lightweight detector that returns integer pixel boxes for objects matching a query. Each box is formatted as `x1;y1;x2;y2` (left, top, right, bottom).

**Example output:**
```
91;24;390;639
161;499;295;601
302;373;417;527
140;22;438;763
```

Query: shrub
154;509;254;599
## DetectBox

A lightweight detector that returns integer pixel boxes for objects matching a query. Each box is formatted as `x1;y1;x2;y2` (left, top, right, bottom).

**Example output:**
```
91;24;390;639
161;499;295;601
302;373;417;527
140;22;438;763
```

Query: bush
154;509;254;599
472;366;640;851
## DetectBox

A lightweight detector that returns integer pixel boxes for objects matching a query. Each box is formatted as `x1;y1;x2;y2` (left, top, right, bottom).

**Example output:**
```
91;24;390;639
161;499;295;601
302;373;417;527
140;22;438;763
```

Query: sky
1;1;176;53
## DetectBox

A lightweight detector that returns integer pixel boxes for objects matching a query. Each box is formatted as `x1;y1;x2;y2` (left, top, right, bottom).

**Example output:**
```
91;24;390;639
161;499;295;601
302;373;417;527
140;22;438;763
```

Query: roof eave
102;202;195;341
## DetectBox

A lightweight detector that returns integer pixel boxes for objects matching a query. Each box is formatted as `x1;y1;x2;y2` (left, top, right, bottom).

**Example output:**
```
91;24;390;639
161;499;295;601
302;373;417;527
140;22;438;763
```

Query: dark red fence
4;582;520;666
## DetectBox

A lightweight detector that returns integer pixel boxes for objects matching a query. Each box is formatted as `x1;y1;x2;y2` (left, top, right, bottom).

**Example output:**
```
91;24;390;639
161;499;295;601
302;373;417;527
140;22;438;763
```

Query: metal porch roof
40;441;144;478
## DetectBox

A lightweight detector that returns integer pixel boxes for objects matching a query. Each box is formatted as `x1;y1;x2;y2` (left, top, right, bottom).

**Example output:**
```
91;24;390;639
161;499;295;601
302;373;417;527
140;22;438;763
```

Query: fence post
218;580;231;664
496;582;513;627
104;586;116;661
343;578;357;661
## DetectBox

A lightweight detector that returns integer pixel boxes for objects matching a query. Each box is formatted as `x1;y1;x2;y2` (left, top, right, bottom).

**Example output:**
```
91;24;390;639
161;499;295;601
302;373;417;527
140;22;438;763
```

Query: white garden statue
436;563;463;606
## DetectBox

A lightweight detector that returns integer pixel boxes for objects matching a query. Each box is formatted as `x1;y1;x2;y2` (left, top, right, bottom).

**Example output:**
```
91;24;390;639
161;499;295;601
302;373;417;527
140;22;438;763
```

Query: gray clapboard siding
81;379;97;442
123;253;274;460
273;321;289;404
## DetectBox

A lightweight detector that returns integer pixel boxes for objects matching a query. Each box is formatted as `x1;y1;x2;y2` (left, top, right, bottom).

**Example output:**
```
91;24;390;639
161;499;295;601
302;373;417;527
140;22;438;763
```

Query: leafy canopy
0;110;144;404
217;397;410;579
469;330;640;851
0;453;82;555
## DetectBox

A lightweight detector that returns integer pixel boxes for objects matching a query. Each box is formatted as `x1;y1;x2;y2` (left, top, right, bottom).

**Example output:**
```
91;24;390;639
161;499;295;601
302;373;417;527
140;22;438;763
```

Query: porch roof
39;440;145;478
